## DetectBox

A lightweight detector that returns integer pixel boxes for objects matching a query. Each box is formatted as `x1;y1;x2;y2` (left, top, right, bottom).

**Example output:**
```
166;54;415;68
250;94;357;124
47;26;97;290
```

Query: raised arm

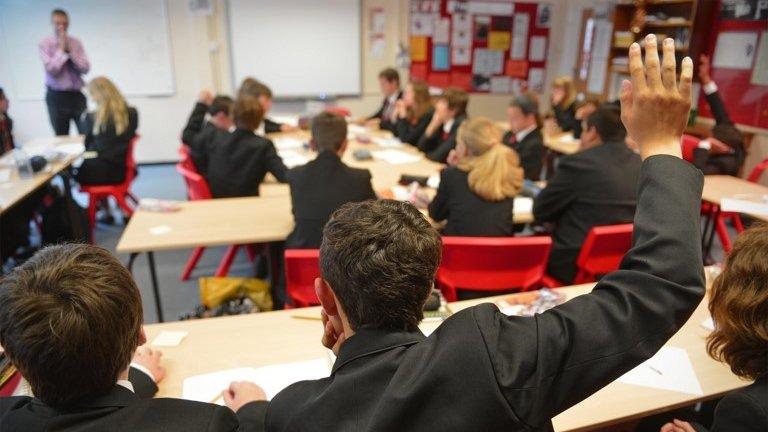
478;36;704;428
182;93;212;145
698;55;732;126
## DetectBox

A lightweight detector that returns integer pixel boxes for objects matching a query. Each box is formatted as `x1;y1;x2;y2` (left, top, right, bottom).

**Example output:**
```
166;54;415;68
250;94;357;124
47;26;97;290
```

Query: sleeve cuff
703;81;718;95
129;362;156;382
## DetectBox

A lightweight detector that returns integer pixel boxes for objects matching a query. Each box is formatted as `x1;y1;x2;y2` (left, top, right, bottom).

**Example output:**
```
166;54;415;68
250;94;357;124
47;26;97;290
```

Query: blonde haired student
428;117;524;236
74;77;137;186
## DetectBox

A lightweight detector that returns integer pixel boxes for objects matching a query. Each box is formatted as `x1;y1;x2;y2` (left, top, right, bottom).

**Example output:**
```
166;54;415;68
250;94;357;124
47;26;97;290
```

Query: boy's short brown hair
238;77;273;100
0;244;144;407
378;68;400;85
439;87;469;117
311;112;347;153
233;96;265;131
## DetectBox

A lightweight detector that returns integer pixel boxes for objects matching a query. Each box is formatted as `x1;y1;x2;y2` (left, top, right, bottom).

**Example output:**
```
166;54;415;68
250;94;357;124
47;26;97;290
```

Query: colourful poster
432;45;450;71
489;31;511;51
410;36;428;62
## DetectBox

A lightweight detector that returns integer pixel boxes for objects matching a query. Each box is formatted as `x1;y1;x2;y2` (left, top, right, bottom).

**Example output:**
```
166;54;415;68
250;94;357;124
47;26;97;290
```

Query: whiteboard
0;0;175;100
227;0;361;98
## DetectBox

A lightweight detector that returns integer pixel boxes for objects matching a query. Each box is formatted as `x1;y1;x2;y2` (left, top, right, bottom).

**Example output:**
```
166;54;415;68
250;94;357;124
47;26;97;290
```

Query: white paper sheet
529;36;547;61
511;14;529;60
528;68;545;92
452;13;472;47
373;136;404;148
0;169;11;183
433;18;450;44
473;49;504;75
269;115;300;127
701;317;715;331
372;150;422;165
182;358;330;403
149;225;172;236
273;137;305;151
467;1;514;15
513;197;533;215
713;31;759;70
752;32;768;85
152;331;188;347
617;346;703;396
56;142;86;157
452;46;472;66
347;124;369;135
411;13;436;36
720;197;768;216
278;150;310;168
490;76;512;94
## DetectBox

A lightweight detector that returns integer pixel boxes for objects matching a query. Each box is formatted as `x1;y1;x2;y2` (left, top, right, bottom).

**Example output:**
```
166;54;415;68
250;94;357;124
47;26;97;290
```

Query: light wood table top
0;135;84;215
144;283;744;432
702;175;768;222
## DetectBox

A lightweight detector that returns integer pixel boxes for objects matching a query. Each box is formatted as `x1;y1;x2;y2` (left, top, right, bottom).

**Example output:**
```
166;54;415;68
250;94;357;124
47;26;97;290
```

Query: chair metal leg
181;247;205;281
215;245;240;277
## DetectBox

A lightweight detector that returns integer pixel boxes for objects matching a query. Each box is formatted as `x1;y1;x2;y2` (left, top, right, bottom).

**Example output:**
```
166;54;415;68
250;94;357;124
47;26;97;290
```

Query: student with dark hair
365;68;402;131
181;90;234;175
572;96;601;139
502;93;545;180
237;78;297;134
661;224;768;432
0;243;267;431
224;37;706;431
393;80;434;145
693;55;745;176
533;106;642;284
285;112;377;249
190;95;288;198
0;88;14;155
417;87;468;163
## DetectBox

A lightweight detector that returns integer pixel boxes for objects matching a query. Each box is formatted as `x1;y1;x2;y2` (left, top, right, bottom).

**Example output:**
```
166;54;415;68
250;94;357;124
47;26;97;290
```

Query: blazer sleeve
127;366;158;399
532;158;576;222
517;136;545;181
264;118;283;134
426;134;456;163
476;155;705;428
396;112;433;145
704;91;733;126
363;171;377;200
428;169;451;223
80;113;95;151
236;401;269;432
555;103;579;133
367;99;386;121
204;404;241;432
709;391;768;432
182;102;209;145
264;140;289;183
417;127;441;155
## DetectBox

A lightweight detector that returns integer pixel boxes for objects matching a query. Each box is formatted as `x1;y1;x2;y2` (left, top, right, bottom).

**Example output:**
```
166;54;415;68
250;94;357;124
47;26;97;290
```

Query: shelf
610;65;629;74
644;20;693;28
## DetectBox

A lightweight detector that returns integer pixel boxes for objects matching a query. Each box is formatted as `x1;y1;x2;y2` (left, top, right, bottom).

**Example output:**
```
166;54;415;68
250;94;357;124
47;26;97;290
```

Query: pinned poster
432;45;450;71
506;59;529;78
472;74;492;91
474;16;491;41
451;71;473;90
434;18;451;44
411;13;436;36
473;49;504;75
528;67;545;92
529;36;547;61
489;31;511;51
713;31;759;70
490;76;512;94
410;36;428;62
511;14;530;60
452;45;471;65
537;3;553;28
452;13;472;47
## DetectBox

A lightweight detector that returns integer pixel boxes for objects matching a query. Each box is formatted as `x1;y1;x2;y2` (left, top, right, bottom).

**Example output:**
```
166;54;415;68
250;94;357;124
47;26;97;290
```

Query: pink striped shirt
39;35;90;91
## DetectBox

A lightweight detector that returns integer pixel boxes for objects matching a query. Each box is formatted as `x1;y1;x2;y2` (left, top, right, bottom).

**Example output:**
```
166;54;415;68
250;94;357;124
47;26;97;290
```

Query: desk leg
703;206;721;264
146;251;164;323
127;253;139;272
701;205;714;254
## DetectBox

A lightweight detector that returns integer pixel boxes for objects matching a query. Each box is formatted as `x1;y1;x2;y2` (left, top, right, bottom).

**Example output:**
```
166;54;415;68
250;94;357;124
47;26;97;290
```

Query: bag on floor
179;277;273;320
40;188;91;245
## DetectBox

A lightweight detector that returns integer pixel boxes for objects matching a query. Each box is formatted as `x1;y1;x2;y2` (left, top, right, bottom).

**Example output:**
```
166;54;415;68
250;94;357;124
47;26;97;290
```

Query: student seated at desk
238;78;298;134
73;77;137;186
502;93;545;181
533;106;642;284
181;90;234;175
547;76;579;134
428;117;523;236
572;96;600;139
0;244;266;431
393;80;433;145
223;38;706;431
0;87;14;155
417;87;468;163
691;55;745;176
188;95;288;198
363;68;402;132
285;112;377;249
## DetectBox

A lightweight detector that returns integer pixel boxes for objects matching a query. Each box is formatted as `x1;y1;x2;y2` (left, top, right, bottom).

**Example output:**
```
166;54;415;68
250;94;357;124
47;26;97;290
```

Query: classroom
0;0;766;431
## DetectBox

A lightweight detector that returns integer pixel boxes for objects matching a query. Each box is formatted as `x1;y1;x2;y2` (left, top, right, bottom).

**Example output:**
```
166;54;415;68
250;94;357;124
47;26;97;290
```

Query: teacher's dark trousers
45;88;86;136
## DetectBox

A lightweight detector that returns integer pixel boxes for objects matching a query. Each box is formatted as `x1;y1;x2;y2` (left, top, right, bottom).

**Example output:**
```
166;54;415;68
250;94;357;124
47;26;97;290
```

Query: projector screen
227;0;361;98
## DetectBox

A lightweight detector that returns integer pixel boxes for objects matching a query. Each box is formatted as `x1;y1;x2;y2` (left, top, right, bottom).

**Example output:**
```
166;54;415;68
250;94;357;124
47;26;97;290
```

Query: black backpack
41;189;91;245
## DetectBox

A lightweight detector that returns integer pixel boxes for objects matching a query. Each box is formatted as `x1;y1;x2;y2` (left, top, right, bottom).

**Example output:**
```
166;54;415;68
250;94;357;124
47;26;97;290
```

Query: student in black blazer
393;80;434;145
534;106;642;284
691;55;745;176
417;87;468;163
548;75;579;133
74;77;138;185
188;95;288;198
661;224;768;432
285;112;377;249
0;244;267;432
228;40;705;431
237;79;299;135
363;68;402;132
502;93;545;180
429;117;524;236
181;91;234;175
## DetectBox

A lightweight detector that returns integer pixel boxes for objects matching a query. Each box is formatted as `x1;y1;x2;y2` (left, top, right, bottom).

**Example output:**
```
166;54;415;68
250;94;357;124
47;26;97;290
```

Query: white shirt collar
387;92;399;104
254;122;265;136
443;118;455;134
117;379;135;393
516;124;537;142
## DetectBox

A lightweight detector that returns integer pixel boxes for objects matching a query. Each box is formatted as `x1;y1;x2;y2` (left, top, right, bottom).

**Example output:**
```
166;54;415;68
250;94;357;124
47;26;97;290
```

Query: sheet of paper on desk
278;150;310;168
617;346;703;396
720;197;768;216
372;136;404;148
56;142;86;156
513;197;533;214
269;115;300;127
0;169;11;183
273;137;305;151
347;124;369;135
182;358;330;403
372;150;422;165
152;331;188;347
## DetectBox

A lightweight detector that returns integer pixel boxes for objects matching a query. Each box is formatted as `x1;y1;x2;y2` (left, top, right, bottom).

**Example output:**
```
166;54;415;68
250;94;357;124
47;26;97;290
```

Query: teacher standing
39;9;90;136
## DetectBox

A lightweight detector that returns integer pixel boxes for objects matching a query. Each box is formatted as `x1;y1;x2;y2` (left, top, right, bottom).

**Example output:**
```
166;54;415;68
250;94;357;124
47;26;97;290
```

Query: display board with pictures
409;0;552;94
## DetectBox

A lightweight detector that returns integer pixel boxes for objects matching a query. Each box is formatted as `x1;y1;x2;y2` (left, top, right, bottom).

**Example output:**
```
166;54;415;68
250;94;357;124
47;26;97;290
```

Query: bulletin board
409;0;552;94
697;0;768;129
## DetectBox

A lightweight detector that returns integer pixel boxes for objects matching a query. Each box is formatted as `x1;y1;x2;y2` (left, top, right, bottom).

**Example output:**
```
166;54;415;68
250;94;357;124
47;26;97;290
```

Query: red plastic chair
565;224;633;285
284;249;321;308
681;134;699;163
324;106;351;117
176;163;259;281
436;236;552;302
747;157;768;183
81;135;140;240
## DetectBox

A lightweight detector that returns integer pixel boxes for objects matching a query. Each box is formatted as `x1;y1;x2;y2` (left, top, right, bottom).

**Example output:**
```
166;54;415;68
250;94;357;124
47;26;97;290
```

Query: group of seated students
0;38;765;432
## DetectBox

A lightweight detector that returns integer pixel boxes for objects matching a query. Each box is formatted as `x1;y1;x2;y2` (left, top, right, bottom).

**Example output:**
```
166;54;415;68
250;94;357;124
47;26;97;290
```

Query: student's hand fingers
661;38;677;90
628;43;647;94
673;419;696;432
644;34;662;90
660;423;676;432
678;57;693;105
222;389;234;406
619;79;633;131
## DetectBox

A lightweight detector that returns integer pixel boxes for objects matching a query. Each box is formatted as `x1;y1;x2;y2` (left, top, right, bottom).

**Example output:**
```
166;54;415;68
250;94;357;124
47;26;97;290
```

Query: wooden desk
144;284;744;432
0;136;84;215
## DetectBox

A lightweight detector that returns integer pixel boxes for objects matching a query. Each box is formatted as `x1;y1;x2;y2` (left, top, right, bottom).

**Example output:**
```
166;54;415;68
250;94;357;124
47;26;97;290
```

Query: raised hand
620;35;692;160
197;90;214;106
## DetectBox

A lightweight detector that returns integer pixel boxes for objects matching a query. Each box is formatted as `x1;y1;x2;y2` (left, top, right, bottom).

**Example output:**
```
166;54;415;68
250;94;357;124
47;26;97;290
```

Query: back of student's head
457;117;523;201
509;92;541;126
311;112;347;153
86;76;129;135
439;87;469;117
320;200;441;332
707;223;768;381
233;95;264;131
585;107;626;142
238;77;262;99
0;244;143;408
208;95;233;117
378;68;400;86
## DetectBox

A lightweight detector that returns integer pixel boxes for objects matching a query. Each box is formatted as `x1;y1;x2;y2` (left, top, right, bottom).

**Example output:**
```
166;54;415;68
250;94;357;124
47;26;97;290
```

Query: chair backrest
681;134;699;163
575;224;633;280
122;135;139;186
324;106;351;117
747;157;768;183
284;249;321;307
176;163;212;200
438;236;552;291
178;145;198;172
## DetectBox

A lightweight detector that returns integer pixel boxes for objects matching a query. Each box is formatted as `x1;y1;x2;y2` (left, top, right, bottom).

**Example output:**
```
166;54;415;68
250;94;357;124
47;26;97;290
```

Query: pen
648;366;663;376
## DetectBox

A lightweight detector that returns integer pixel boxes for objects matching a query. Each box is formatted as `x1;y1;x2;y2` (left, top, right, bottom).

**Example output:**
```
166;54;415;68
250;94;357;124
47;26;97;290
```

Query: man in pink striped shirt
39;9;90;136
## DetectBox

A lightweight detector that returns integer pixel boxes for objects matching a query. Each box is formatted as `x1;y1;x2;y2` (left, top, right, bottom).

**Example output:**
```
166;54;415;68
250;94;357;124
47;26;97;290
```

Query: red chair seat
284;249;321;308
571;224;633;284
